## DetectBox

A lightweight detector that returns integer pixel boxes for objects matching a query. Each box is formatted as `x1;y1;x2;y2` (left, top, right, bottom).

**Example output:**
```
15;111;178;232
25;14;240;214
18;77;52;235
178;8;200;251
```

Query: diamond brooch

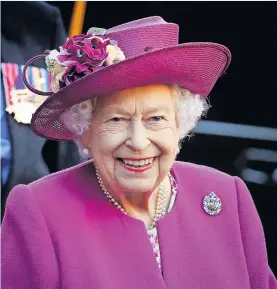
203;192;222;216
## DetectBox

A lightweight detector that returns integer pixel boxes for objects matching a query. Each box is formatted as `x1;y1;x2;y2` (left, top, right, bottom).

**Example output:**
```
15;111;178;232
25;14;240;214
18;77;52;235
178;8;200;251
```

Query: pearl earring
83;148;89;155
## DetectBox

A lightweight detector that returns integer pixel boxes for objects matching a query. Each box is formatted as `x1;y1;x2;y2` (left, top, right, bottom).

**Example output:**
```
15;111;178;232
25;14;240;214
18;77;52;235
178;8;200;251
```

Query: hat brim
31;42;231;140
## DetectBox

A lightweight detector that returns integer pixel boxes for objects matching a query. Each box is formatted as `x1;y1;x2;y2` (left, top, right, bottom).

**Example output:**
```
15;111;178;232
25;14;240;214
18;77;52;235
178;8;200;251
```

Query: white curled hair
61;84;210;156
170;84;210;145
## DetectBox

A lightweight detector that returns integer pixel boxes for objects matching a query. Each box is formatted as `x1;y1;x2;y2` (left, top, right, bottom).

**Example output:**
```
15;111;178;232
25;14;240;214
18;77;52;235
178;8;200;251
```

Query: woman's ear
80;128;93;159
80;128;91;150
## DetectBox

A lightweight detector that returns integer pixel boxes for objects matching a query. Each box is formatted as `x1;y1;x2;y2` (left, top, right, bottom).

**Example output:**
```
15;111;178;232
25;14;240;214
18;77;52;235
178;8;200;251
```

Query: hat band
23;52;54;96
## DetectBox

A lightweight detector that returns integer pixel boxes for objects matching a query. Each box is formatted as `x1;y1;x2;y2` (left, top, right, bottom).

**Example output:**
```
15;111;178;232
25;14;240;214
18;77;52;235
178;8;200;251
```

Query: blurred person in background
1;16;277;289
1;1;81;219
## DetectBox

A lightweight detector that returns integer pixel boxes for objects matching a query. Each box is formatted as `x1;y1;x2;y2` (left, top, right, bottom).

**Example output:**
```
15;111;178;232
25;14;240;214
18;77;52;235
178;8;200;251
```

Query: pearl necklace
95;166;172;230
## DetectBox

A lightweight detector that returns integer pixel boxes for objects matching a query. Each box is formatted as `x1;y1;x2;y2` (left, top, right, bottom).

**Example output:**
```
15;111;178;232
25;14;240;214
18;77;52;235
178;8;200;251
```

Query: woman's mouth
117;157;155;172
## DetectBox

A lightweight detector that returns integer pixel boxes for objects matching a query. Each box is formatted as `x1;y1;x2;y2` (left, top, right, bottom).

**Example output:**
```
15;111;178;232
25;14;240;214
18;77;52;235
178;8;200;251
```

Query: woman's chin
114;157;171;193
114;178;156;194
116;179;157;194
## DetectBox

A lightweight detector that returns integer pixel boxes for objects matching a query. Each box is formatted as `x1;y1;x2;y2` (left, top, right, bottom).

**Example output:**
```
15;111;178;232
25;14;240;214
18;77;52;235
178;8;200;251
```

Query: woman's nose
125;120;150;151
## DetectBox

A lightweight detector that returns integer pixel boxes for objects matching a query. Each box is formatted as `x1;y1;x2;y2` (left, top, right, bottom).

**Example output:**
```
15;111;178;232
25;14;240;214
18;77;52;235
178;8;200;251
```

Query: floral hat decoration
45;28;125;93
23;16;231;141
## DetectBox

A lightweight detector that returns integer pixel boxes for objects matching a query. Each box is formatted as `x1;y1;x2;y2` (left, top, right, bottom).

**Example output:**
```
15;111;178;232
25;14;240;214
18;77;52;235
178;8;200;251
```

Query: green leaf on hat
87;27;107;35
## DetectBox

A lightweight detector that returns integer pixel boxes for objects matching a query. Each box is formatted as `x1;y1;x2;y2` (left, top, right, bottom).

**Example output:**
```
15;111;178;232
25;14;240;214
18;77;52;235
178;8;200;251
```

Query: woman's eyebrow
110;104;170;115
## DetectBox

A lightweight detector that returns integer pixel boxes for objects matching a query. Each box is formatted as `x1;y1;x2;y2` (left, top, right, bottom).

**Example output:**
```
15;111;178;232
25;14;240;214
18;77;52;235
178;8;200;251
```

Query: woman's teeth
121;158;154;167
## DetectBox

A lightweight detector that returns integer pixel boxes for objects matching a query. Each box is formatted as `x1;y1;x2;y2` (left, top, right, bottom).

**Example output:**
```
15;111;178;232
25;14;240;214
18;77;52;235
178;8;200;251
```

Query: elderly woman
1;16;277;289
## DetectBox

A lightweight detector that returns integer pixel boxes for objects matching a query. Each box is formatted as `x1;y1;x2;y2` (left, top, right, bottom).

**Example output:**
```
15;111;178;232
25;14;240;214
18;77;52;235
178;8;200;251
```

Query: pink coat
2;161;277;289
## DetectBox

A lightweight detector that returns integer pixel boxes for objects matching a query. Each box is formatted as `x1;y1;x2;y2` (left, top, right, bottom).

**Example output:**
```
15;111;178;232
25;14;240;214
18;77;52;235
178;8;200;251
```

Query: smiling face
82;84;179;195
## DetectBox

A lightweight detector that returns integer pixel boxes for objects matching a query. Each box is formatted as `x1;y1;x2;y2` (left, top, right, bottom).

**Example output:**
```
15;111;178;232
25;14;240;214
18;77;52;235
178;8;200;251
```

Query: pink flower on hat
57;34;111;86
44;29;125;90
58;34;110;68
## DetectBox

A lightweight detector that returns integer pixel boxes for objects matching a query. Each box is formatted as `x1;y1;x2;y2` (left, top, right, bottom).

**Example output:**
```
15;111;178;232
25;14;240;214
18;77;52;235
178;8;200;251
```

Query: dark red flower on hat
57;33;110;85
61;63;103;87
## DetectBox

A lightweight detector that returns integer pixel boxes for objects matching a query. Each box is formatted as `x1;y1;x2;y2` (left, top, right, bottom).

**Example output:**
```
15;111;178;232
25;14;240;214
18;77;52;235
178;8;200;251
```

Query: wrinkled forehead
95;84;176;115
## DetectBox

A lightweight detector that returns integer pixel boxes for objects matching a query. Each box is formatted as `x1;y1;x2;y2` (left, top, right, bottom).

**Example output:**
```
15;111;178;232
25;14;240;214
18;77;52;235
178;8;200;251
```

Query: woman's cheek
149;125;179;155
93;127;128;154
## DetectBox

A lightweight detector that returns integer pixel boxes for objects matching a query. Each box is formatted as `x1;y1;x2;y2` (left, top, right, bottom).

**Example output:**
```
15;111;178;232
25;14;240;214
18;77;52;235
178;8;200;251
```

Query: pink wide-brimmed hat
23;16;231;141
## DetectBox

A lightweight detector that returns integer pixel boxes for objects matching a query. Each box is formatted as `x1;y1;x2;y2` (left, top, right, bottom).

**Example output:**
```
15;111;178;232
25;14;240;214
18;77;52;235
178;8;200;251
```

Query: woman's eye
108;117;124;122
149;116;164;122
